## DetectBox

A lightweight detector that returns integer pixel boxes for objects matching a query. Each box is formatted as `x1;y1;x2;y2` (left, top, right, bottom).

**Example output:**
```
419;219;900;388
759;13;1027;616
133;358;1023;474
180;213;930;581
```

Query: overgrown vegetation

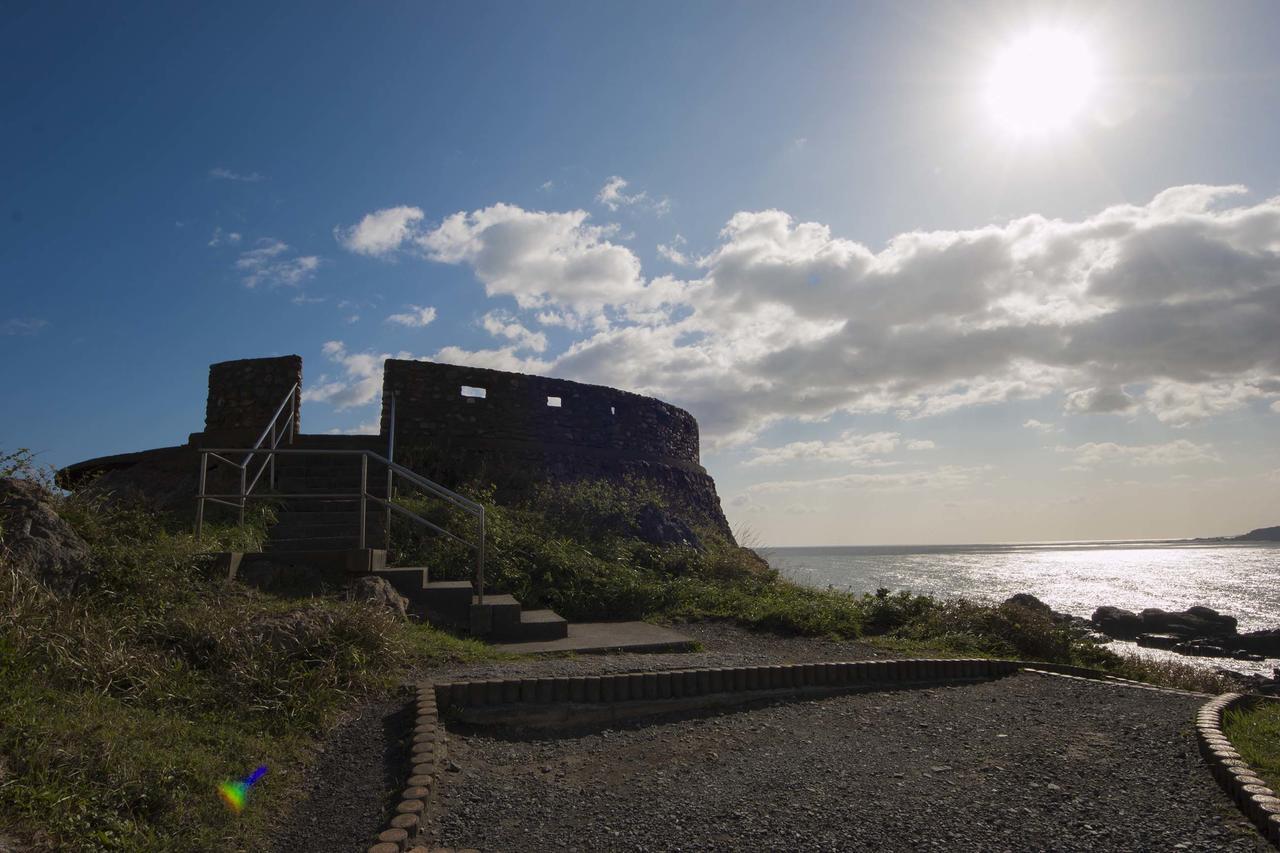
0;449;494;852
389;474;1234;693
1224;701;1280;791
0;450;1246;848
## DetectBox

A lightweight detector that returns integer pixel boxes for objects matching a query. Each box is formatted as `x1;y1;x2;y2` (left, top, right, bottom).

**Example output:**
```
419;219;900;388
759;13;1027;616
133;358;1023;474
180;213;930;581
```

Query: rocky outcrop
1138;606;1237;639
1091;605;1143;639
348;576;408;619
1003;594;1093;635
637;504;703;550
0;477;91;594
1092;603;1277;661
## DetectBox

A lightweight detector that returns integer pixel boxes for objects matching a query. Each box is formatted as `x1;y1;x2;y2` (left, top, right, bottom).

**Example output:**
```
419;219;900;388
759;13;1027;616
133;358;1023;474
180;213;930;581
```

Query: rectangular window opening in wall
547;396;562;407
461;386;487;399
610;406;616;415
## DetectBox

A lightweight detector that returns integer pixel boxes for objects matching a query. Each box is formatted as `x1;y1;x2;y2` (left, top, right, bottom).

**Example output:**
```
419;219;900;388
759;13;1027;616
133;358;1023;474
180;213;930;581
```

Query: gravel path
437;672;1267;852
426;621;894;683
269;695;411;853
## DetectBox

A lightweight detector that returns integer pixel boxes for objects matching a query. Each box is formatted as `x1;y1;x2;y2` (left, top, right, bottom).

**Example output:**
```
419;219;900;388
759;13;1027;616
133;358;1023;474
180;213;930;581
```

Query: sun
984;29;1098;136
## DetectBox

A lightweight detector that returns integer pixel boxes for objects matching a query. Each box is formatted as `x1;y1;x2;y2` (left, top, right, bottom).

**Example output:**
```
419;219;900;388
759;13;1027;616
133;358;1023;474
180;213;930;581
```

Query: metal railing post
269;423;276;490
195;452;208;540
359;453;368;549
476;508;485;604
385;394;395;551
238;464;247;527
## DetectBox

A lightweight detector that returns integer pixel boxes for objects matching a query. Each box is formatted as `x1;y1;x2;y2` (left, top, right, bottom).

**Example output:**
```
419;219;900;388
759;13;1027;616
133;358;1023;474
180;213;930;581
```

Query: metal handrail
194;383;298;530
194;445;488;602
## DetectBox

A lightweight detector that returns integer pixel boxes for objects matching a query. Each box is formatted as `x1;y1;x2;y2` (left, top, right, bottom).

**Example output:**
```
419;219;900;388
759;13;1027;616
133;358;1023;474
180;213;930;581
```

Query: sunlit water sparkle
764;540;1279;676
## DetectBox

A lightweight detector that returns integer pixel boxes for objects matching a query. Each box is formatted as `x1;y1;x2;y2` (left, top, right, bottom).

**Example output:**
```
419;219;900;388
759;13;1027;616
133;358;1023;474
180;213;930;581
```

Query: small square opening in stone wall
461;386;487;399
546;396;562;407
610;406;616;415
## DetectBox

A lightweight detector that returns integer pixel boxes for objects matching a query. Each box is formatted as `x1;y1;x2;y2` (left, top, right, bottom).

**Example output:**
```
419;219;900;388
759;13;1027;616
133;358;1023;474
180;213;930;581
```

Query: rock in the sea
348;576;408;619
0;477;92;595
1139;606;1237;639
1091;605;1143;639
1135;632;1181;650
1236;628;1280;656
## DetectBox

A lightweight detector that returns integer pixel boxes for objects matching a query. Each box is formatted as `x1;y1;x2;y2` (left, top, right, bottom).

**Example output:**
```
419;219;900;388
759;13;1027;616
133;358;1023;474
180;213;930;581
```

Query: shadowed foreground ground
438;673;1267;852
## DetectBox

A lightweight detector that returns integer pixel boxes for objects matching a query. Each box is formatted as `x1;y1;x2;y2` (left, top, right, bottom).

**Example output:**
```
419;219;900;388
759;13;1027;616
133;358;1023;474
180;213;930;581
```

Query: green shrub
0;469;496;851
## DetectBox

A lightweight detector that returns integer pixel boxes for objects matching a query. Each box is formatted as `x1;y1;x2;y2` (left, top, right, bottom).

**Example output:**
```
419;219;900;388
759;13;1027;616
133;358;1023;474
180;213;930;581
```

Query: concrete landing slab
491;621;696;655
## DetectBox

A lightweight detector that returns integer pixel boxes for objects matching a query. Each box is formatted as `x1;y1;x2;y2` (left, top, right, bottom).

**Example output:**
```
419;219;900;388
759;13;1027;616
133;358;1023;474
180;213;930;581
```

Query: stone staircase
242;436;567;643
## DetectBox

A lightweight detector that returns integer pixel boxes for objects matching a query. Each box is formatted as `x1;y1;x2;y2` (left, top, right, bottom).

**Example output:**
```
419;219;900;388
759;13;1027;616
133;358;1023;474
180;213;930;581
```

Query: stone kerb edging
433;658;1020;728
367;682;447;853
1196;692;1280;847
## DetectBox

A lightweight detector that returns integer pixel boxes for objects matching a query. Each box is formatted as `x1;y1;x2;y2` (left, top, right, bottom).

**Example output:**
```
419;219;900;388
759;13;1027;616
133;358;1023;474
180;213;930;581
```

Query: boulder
1237;629;1280;656
348;576;408;619
1005;593;1052;614
1136;633;1181;650
1139;606;1237;639
0;477;92;595
1091;605;1142;639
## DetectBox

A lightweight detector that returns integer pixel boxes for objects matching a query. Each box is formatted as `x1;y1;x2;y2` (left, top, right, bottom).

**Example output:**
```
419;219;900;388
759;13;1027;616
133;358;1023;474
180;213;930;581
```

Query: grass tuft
1223;700;1280;792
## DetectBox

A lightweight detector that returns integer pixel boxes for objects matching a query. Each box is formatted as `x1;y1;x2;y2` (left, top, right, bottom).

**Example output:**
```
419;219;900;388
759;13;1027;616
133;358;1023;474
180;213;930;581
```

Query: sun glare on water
985;29;1098;137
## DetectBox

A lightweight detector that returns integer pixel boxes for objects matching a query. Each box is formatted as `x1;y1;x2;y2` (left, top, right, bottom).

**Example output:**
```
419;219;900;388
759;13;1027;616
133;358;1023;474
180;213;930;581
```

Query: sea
763;540;1280;676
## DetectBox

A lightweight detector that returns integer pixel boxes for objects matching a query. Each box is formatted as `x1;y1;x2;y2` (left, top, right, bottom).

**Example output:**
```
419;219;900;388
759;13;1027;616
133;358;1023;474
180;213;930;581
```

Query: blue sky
4;1;1280;544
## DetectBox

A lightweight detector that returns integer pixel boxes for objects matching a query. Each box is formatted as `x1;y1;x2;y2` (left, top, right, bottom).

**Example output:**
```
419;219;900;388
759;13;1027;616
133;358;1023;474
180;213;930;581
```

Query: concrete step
369;566;429;598
275;497;365;512
419;579;475;624
264;534;379;551
504;609;568;642
239;548;385;572
270;520;386;540
274;510;386;525
470;594;521;636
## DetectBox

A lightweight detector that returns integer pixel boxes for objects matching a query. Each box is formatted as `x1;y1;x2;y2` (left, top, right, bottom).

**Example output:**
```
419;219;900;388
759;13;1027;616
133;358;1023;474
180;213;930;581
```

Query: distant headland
1194;524;1280;543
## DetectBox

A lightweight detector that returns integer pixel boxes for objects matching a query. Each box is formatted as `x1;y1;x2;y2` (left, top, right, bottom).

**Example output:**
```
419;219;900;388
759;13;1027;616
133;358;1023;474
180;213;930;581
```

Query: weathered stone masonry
205;355;302;435
380;359;732;537
62;354;734;539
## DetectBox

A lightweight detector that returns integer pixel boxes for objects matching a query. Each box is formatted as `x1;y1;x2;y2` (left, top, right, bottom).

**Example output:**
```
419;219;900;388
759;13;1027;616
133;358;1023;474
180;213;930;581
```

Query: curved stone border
1196;692;1280;847
433;658;1018;729
367;682;447;853
1021;664;1210;697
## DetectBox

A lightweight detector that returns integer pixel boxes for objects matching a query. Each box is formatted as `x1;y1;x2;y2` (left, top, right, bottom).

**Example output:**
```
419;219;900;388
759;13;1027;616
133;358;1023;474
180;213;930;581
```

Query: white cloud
209;167;264;182
597;176;644;211
386;305;437;328
208;227;242;247
744;465;987;495
906;439;936;450
334;205;424;257
332;184;1280;445
235;239;320;288
596;175;669;215
1057;439;1220;469
325;417;381;436
481;310;548;352
745;431;902;467
417;203;661;316
540;180;554;192
657;234;690;266
1023;419;1060;433
301;341;410;410
543;185;1280;442
0;318;48;336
